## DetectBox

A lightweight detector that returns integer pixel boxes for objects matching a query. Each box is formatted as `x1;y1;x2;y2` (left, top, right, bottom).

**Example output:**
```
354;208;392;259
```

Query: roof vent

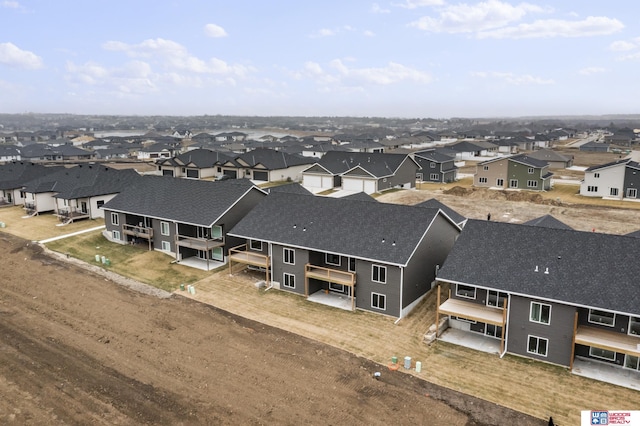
544;267;549;274
534;265;538;272
381;238;385;243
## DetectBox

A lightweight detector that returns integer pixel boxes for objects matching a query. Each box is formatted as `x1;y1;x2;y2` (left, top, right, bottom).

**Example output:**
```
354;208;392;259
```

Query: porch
178;256;225;271
304;264;356;311
572;357;640;391
307;289;354;312
228;244;270;284
57;207;90;224
438;327;502;355
574;325;640;359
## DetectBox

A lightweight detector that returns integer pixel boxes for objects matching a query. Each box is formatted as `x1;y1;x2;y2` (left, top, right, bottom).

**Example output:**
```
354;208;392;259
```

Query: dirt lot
0;232;543;425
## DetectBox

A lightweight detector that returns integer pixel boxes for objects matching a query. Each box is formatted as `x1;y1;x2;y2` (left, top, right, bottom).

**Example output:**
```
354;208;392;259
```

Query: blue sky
1;0;638;118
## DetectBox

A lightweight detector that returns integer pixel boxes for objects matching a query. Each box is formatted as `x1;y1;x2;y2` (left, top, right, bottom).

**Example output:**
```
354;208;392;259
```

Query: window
487;290;508;308
211;225;223;239
110;212;119;225
348;257;356;272
20;190;26;198
161;241;171;251
527;180;538;188
456;284;476;299
325;253;340;266
625;355;640;371
587;186;598;192
610;188;619;196
589;347;616;361
483;165;489;171
430;162;436;168
283;248;295;265
478;177;488;184
527;167;534;174
451;316;476;324
594;172;600;178
112;230;120;241
530;302;551;324
629;317;640;336
588;309;615;327
627;188;638;198
96;200;105;209
527;335;548;357
509;179;518;188
496;178;504;186
430;173;439;181
249;240;262;251
372;265;386;283
371;292;386;310
211;247;223;261
283;273;295;289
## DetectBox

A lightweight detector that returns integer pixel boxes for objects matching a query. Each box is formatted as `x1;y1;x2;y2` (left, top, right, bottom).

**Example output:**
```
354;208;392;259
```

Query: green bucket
180;283;185;291
391;356;398;364
105;259;111;266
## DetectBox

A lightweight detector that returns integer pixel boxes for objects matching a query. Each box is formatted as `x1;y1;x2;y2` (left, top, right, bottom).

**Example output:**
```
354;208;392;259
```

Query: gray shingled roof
314;151;413;177
157;148;235;167
413;149;455;163
228;192;448;266
509;154;549;168
414;198;465;225
23;165;139;198
437;220;640;315
266;183;313;196
102;176;264;227
237;148;314;169
523;214;573;230
0;161;61;190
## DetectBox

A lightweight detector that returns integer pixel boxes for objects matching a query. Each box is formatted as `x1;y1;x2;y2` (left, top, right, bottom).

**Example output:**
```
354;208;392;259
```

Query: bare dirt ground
0;232;543;425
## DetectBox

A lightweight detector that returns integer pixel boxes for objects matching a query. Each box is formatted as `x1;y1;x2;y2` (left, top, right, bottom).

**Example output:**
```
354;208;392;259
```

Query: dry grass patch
0;206;104;241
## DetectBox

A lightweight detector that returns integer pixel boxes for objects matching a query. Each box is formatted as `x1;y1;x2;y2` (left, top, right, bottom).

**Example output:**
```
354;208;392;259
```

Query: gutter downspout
394;266;404;324
264;242;274;291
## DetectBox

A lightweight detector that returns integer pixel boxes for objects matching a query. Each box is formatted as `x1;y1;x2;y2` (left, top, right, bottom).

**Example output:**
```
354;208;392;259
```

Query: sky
1;1;639;118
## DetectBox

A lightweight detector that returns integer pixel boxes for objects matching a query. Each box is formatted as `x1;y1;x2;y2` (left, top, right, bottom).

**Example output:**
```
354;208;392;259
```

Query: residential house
156;149;236;179
227;192;461;318
412;149;458;183
20;144;95;162
523;214;573;230
137;142;179;160
0;161;60;207
435;220;640;387
579;141;610;152
301;151;420;194
232;148;315;183
580;158;640;200
474;154;552;191
22;165;140;222
527;149;574;169
0;145;21;162
102;177;267;270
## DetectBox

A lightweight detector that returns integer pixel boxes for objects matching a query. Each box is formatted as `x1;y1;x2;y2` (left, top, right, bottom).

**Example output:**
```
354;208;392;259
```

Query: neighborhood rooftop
437;219;640;316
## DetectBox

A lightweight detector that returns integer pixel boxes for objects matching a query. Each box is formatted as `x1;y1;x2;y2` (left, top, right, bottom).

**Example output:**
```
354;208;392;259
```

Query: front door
81;201;88;214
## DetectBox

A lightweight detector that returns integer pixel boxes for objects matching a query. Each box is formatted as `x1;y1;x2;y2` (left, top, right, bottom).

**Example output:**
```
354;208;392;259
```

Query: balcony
575;325;640;358
228;244;270;283
175;235;224;251
123;223;154;240
57;207;90;223
304;264;356;311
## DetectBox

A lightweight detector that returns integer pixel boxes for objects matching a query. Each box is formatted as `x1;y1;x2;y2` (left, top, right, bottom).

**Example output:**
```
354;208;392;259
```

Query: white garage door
363;180;376;194
342;178;364;192
303;175;322;188
321;176;333;188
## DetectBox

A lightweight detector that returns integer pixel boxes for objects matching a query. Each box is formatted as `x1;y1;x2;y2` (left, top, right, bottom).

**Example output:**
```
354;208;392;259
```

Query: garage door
253;171;268;181
342;178;364;192
321;176;333;188
223;170;237;178
303;175;321;188
363;180;376;194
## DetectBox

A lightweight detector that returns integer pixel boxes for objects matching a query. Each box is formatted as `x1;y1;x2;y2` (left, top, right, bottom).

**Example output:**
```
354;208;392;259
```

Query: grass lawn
0;206;104;241
45;231;210;292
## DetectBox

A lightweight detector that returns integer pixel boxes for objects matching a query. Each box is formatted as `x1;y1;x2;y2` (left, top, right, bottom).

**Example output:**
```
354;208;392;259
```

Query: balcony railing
57;207;90;222
228;244;270;283
304;264;356;311
123;224;154;240
175;234;224;250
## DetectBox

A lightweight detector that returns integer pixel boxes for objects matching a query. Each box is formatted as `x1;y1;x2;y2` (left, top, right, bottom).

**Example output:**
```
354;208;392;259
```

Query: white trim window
249;240;262;251
627;188;638;198
527;335;548;357
456;284;476;299
161;241;171;251
325;253;340;266
371;265;386;284
629;317;640;336
160;221;170;236
283;247;295;265
530;302;551;325
371;292;386;310
486;290;508;308
110;212;119;226
112;230;121;241
348;257;356;273
283;273;295;289
610;188;619;197
624;355;640;371
589;347;616;361
588;309;615;327
509;179;518;188
478;177;488;184
430;173;439;181
527;180;538;188
527;167;535;174
496;178;504;186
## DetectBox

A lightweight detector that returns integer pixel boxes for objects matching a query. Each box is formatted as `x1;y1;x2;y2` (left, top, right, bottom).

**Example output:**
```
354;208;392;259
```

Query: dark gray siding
217;188;266;254
623;166;640;198
154;218;175;253
507;296;576;367
104;210;121;235
379;158;418;190
402;214;459;309
272;244;308;295
355;262;401;317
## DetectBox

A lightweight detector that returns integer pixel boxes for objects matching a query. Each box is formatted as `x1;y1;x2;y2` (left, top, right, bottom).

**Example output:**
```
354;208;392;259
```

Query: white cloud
309;26;356;38
66;60;157;94
102;38;251;77
409;0;544;34
394;0;444;9
2;1;20;8
0;42;43;69
578;67;606;76
478;16;624;39
371;3;391;13
204;23;228;38
330;59;432;84
363;30;375;37
609;37;640;52
618;52;640;61
471;71;554;85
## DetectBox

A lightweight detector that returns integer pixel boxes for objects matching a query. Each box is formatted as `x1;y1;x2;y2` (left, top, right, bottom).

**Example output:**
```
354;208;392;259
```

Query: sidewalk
38;225;105;244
